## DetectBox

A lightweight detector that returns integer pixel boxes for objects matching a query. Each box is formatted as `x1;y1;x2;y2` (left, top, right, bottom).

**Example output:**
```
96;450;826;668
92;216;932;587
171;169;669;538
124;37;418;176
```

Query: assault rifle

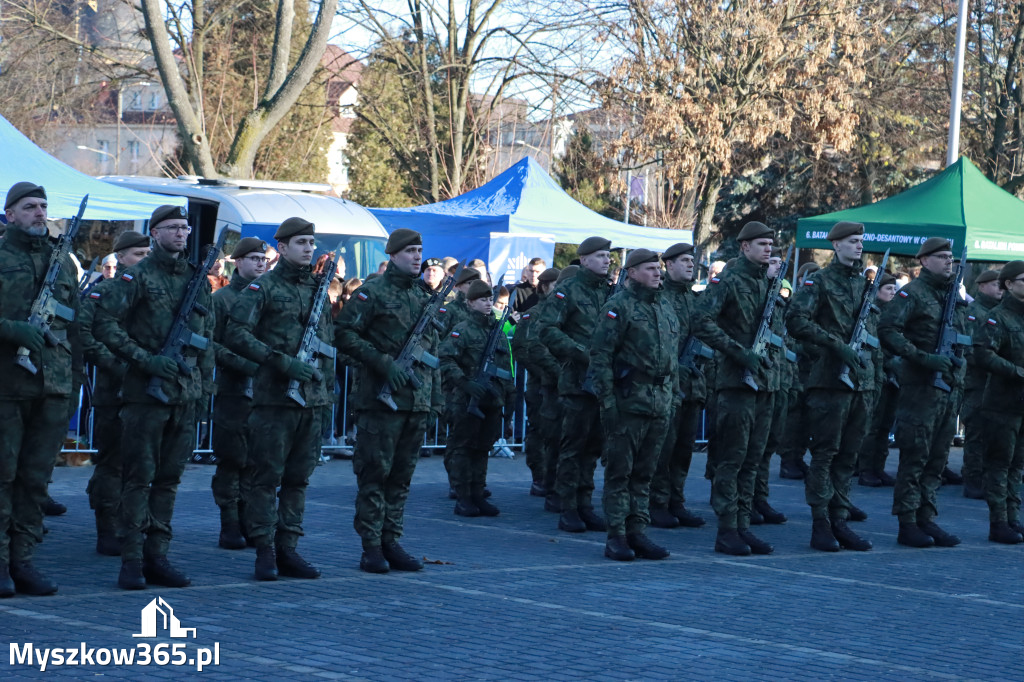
933;245;971;392
285;247;340;407
78;254;101;295
377;262;463;411
16;195;88;374
742;244;793;391
466;306;514;418
679;335;714;373
145;230;226;403
838;248;890;389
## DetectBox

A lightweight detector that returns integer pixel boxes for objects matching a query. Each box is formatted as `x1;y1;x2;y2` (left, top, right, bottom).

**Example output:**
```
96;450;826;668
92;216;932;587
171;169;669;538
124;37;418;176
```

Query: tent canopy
796;157;1024;260
0;114;186;221
369;157;692;284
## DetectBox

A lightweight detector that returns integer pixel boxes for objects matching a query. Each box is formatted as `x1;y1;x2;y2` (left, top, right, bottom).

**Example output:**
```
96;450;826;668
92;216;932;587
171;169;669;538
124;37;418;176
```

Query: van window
240;223;386;281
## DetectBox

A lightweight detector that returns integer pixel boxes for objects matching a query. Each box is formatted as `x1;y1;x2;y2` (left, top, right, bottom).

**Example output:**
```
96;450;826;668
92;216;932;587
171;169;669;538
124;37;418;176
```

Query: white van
100;175;388;279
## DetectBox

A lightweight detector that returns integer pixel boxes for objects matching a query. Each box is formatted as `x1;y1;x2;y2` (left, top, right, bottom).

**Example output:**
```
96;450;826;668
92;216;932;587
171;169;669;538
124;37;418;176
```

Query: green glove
735;349;762;372
386;360;409;389
918;353;953;373
463;380;487;400
144;355;179;381
834;343;862;368
283;358;316;382
2;320;45;353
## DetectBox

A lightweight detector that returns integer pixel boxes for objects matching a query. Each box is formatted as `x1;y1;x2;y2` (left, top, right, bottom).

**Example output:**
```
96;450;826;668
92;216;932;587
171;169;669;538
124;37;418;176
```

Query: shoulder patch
709;277;720;284
803;280;814;286
606;310;618;319
88;291;101;299
248;282;261;291
967;315;976;321
522;313;530;320
439;306;447;313
450;331;460;337
121;273;133;282
357;291;368;301
898;290;909;298
987;318;997;326
555;291;566;299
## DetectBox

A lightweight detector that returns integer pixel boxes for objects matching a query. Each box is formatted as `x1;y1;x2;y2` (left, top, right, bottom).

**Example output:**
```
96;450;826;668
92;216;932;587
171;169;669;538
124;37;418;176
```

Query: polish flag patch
803;280;814;286
357;292;368;301
248;282;260;290
555;292;566;299
710;277;720;284
121;273;133;281
987;318;998;326
606;310;618;319
439;306;447;313
450;331;460;337
967;315;976;321
898;290;909;298
88;291;101;299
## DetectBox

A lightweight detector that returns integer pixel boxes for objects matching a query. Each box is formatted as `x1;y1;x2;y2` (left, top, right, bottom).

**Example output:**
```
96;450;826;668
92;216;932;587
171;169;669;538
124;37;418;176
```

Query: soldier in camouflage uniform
590;249;679;561
227;220;332;581
335;228;444;574
859;273;900;487
960;269;1003;499
93;204;215;589
777;262;821;480
0;182;79;596
971;260;1024;544
539;236;613;534
210;237;267;551
80;230;151;557
440;279;514;517
694;221;777;556
787;221;876;552
649;243;708;530
879;237;970;548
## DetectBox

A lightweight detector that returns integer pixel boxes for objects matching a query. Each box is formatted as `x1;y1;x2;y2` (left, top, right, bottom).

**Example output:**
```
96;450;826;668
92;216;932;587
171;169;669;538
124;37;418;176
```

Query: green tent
796;157;1024;260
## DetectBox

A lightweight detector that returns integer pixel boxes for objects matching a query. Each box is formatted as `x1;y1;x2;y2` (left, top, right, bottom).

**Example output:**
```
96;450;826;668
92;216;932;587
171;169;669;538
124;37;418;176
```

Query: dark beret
556;265;579;282
421;257;443;273
112;231;151;252
975;269;999;285
385;228;422;254
736;221;774;242
538;267;560;284
4;182;46;210
998;261;1024;289
663;242;695;261
578;236;612;256
916;237;952;258
879;273;897;288
150;204;188;228
797;262;820;279
826;221;865;241
274;217;315;241
624;248;660;269
231;237;268;259
467;258;487;269
455;267;482;286
466;279;494;301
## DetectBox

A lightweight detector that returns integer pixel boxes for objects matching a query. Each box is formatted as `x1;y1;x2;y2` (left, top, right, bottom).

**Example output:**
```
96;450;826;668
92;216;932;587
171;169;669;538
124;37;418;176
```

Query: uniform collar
829;255;863;277
665;277;693;294
1000;294;1024;316
275;256;313;283
626;281;658;303
229;270;252;290
919;267;950;290
150;242;190;274
4;225;50;252
734;255;767;278
976;291;1000;310
383;261;416;289
577;266;607;288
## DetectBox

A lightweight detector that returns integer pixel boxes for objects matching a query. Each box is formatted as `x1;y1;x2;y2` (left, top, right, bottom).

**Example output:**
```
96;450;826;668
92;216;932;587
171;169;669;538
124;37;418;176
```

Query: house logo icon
133;597;197;639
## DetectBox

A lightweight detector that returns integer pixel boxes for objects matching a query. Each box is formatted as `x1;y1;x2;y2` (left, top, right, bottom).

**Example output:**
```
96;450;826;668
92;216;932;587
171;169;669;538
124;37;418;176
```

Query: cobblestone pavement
2;446;1021;680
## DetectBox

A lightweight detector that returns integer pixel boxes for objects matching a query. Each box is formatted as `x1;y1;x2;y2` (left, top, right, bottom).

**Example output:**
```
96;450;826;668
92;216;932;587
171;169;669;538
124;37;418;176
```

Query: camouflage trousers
980;412;1024;524
555;394;603;512
602;410;670;537
87;404;123;536
119;402;195;561
538;386;563;491
778;388;811;468
353;409;429;549
522;380;544;484
448;402;503;499
650;400;702;509
243;406;320;550
0;397;68;565
803;389;870;520
860;384;898;475
755;385;794;503
892;383;961;523
711;389;774;530
959;388;985;488
211;397;253;525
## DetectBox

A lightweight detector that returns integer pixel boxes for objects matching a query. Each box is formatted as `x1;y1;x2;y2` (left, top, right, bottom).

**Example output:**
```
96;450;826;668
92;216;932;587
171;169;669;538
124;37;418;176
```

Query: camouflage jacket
787;258;876;392
80;267;129;406
973;294;1024;414
964;291;1000;393
334;262;443;413
589;282;679;417
516;292;561;389
440;308;514;410
226;257;333;408
438;291;471;336
92;242;214;405
0;225;80;398
879;267;969;389
538;266;611;396
213;271;260;399
663;277;709;403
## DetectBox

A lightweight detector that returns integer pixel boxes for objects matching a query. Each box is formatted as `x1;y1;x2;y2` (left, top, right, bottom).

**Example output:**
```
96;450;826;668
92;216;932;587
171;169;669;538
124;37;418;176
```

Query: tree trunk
694;167;722;248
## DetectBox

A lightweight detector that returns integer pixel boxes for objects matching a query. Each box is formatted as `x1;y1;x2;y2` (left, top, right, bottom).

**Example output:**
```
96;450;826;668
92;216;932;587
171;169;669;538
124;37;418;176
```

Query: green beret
112;231;150;252
466;279;493;301
455;267;482;286
826;221;865;241
736;221;773;242
385;228;422;254
975;269;999;285
624;248;660;269
274;217;315;241
577;236;612;256
663;242;695;261
879;273;897;288
538;267;560;284
150;204;188;228
231;237;268;259
556;265;579;282
998;260;1024;289
916;237;952;258
4;182;46;210
797;262;820;279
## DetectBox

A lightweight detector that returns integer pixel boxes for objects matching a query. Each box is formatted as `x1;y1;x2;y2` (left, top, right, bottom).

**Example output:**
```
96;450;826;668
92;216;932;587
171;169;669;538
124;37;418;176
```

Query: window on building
148;91;161;110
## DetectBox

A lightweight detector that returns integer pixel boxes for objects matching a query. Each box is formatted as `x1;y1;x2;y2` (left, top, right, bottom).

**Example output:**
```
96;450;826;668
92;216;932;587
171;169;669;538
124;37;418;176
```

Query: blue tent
370;157;692;286
0;114;186;221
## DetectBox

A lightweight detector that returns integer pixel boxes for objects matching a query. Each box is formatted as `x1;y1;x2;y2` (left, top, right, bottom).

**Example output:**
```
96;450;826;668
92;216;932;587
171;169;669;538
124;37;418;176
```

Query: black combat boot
779;460;806;480
831;519;872;551
558;509;586;533
359;546;389;574
754;499;787;524
649;507;680;529
0;563;14;598
989;521;1024;545
940;467;963;485
1009;519;1024;535
95;518;121;557
530;481;548;497
254;546;278;581
897;522;935;548
858;471;883;487
670;504;705;527
918;520;961;547
810;519;840;552
42;496;67;516
382;542;423;571
737;528;773;555
219;521;247;551
10;561;58;596
579;507;607;532
748;507;764;525
714;529;751;556
276;547;320;579
118;560;146;590
848;505;868;522
473;493;500;517
627;533;670;560
876;470;896;486
142;556;191;587
454;498;481;517
543;494;561;513
448;486;457;500
604;536;635;561
962;482;984;500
